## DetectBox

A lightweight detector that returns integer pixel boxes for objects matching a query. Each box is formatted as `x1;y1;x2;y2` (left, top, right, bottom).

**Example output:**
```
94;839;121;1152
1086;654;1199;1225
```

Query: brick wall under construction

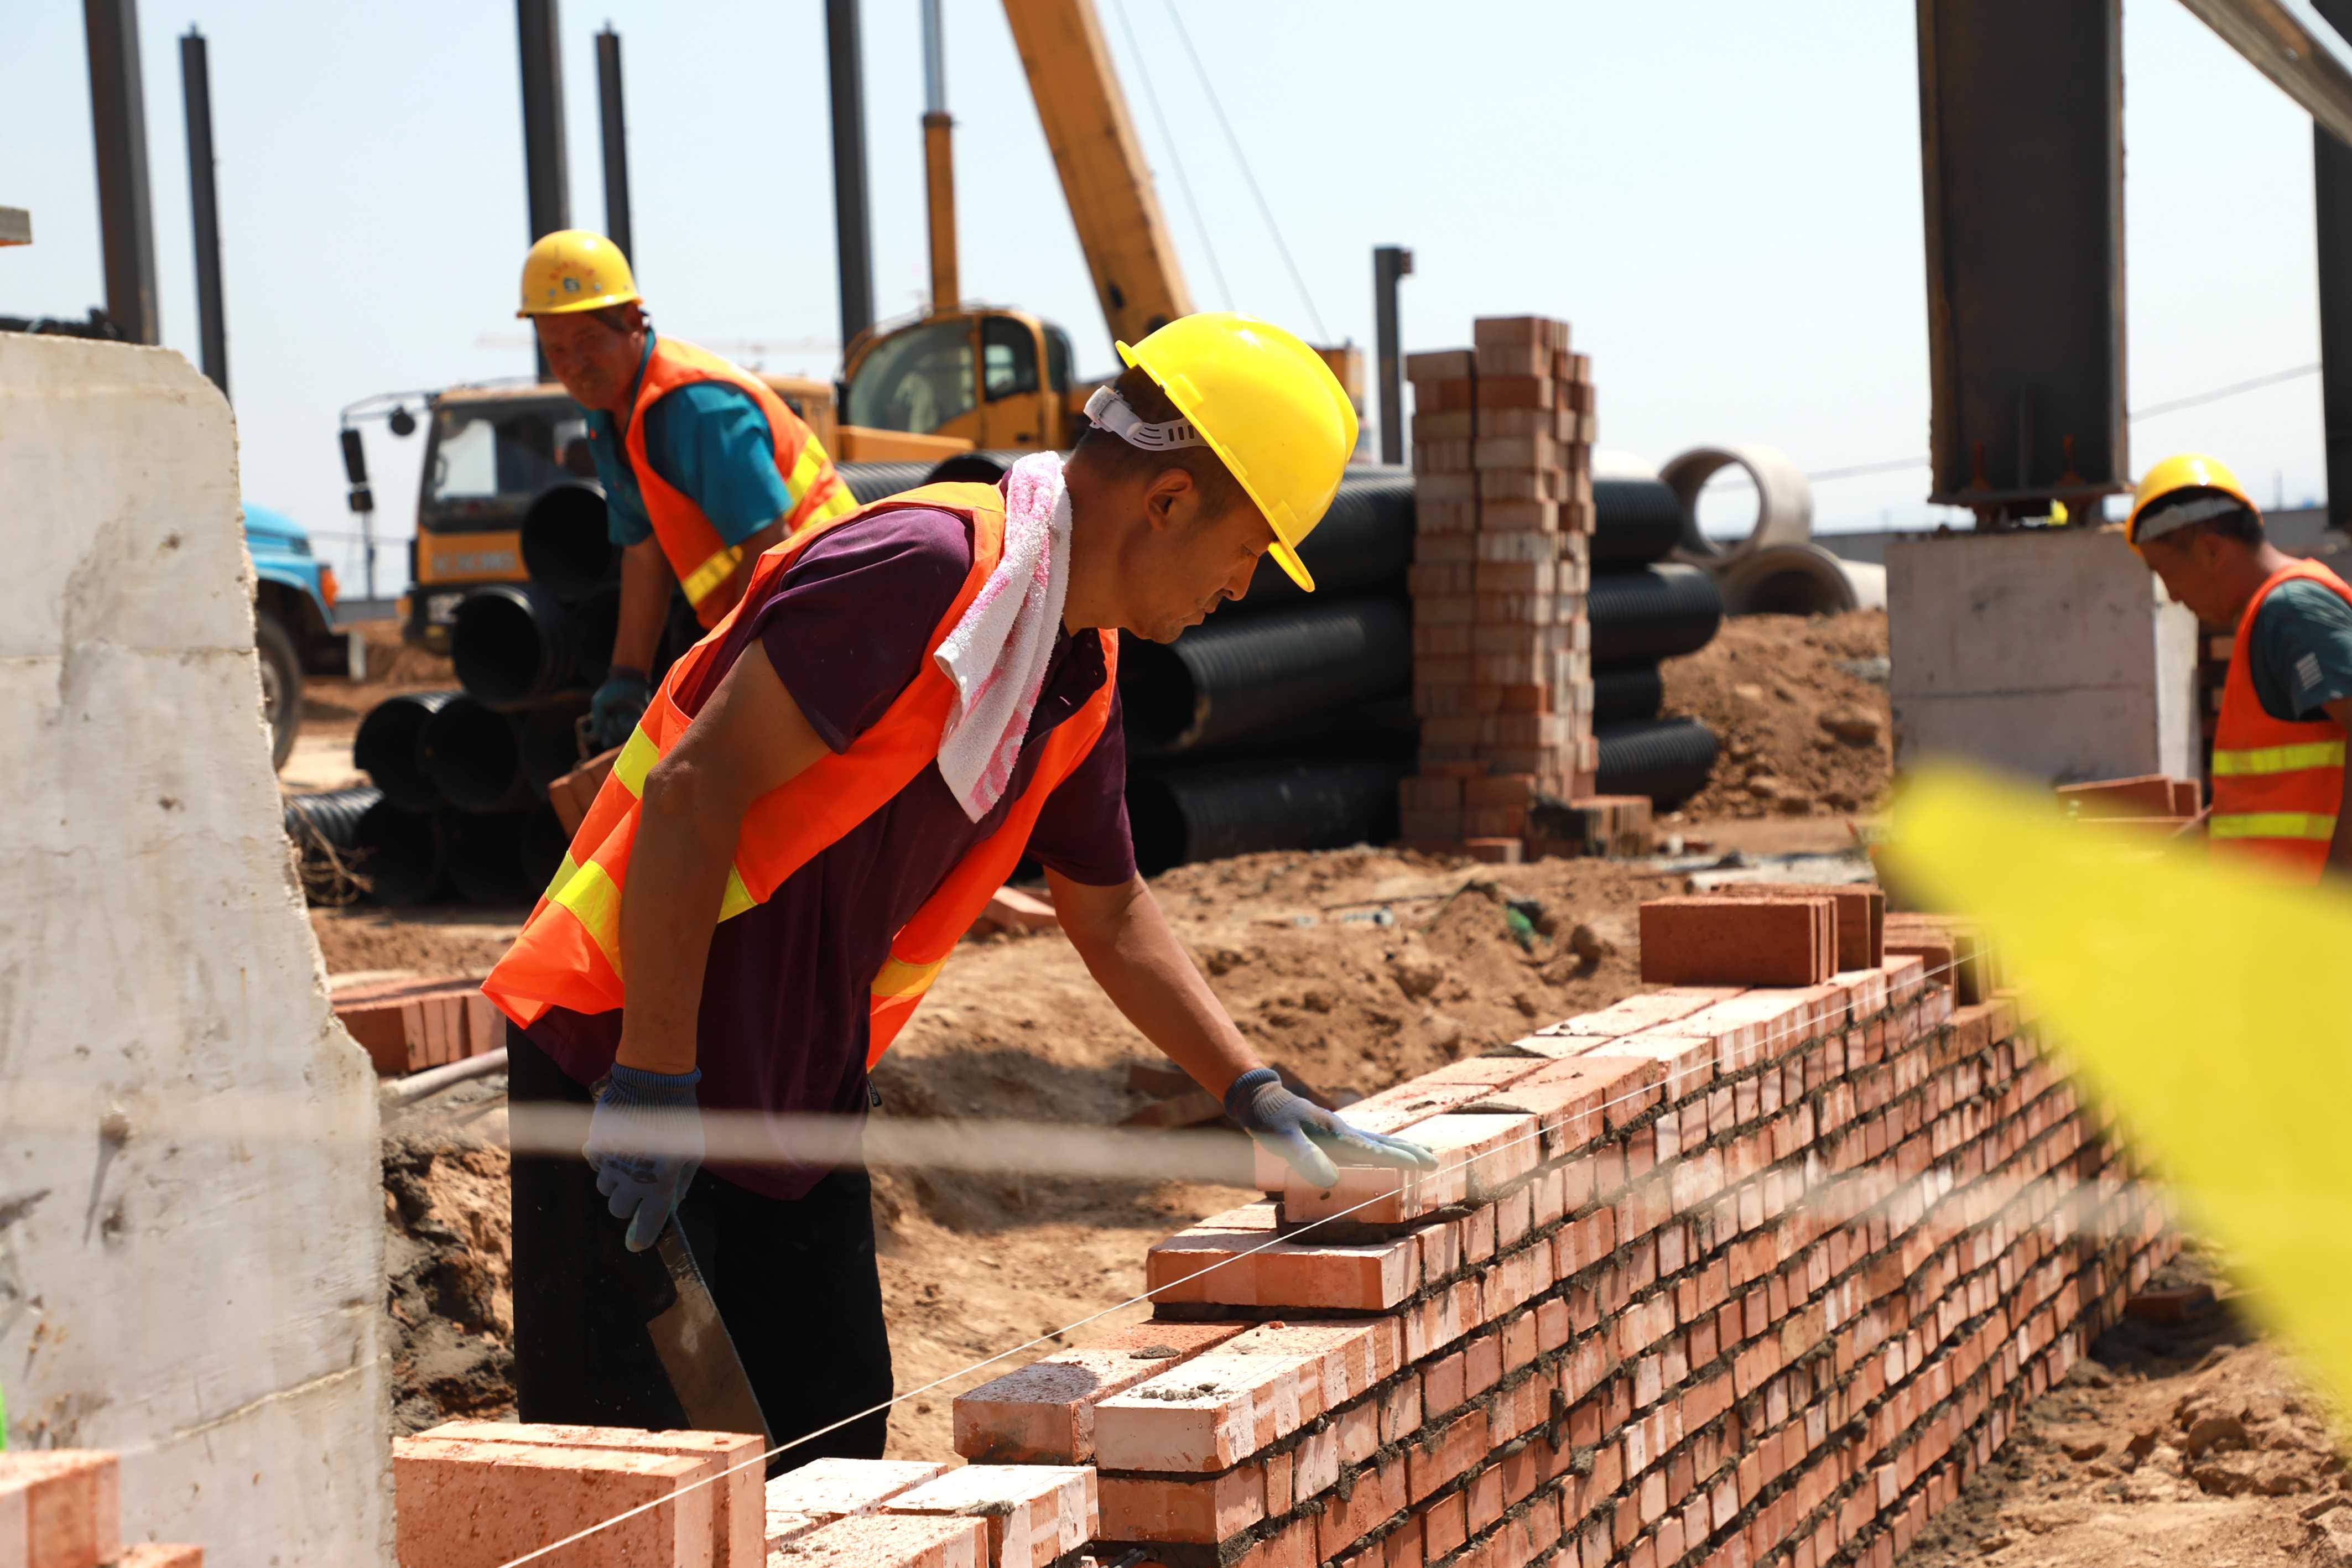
943;920;2169;1568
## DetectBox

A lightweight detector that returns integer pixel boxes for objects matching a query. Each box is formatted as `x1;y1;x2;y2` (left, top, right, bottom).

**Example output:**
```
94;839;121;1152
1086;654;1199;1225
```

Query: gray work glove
585;1064;704;1252
1224;1067;1437;1190
589;667;653;751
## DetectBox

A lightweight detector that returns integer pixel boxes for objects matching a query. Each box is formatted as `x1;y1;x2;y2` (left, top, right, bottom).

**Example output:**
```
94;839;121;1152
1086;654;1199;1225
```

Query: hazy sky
3;1;2342;592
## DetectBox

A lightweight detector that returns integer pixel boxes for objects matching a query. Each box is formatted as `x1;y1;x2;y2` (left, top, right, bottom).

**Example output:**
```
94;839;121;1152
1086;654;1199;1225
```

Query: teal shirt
583;330;797;550
2249;578;2352;723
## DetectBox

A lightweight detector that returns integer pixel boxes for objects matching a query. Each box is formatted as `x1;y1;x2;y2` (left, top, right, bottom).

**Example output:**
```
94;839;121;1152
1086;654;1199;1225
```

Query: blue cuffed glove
584;1064;704;1252
1225;1067;1438;1190
589;667;653;750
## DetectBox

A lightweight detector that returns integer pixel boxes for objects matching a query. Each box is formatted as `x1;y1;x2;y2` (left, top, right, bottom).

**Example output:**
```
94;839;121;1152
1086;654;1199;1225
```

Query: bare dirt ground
326;608;2345;1568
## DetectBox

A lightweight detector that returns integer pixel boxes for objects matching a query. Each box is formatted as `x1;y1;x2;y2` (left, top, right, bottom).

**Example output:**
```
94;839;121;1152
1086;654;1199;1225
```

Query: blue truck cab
244;503;343;770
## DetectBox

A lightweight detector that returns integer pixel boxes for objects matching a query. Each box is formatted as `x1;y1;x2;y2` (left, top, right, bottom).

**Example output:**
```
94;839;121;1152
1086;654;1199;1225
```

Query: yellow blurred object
1116;312;1357;593
2125;452;2256;548
1888;765;2352;1410
516;229;641;319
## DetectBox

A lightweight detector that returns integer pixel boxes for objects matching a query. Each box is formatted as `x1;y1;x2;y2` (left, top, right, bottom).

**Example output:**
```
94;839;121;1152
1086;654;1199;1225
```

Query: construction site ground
314;610;2345;1566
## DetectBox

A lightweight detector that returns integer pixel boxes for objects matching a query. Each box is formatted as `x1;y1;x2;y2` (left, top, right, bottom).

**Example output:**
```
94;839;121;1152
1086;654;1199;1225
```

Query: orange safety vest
2209;558;2352;881
483;482;1119;1066
623;335;858;627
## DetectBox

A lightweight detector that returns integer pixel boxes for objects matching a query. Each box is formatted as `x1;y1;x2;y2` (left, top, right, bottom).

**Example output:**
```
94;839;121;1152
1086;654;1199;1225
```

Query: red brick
1409;1409;1490;1502
763;1457;951;1528
1420;1492;1469;1559
1094;1468;1260;1545
110;1550;202;1568
1640;897;1835;988
1094;1348;1322;1470
883;1466;1095;1568
1317;1454;1408;1563
1146;1205;1418;1311
776;1514;988;1568
1741;884;1886;970
393;1436;714;1568
421;1423;763;1568
0;1451;119;1568
2054;774;2178;819
951;1321;1247;1462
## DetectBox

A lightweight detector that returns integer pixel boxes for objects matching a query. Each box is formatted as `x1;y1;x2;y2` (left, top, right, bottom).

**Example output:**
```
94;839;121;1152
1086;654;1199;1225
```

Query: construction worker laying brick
482;312;1434;1465
517;228;857;751
2130;451;2352;880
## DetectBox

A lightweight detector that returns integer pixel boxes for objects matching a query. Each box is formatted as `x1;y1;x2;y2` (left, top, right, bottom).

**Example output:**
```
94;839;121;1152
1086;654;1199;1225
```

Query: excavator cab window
845;315;977;435
982;316;1040;402
1044;325;1074;394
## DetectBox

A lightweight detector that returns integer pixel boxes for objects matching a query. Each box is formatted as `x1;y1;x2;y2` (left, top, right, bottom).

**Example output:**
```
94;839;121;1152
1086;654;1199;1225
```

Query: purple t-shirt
525;504;1136;1198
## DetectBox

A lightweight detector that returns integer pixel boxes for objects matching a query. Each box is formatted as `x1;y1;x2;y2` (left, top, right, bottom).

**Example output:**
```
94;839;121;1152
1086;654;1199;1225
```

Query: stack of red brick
2054;774;2204;839
392;1425;1100;1567
0;1450;201;1566
952;898;2168;1568
1398;317;1642;864
334;974;503;1077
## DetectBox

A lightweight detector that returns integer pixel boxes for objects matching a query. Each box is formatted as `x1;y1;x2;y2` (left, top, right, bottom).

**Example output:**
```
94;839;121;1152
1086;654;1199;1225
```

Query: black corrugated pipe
1120;598;1412;757
353;798;445;907
837;460;938;504
353;690;460;809
283;785;378;870
520;697;592;790
519;803;571;890
521;481;615;597
1594;664;1666;725
452;582;619;706
1588;564;1724;665
1591;480;1686;569
419;696;535;814
1595;717;1720;810
443;810;538;905
1125;757;1409;876
1236;468;1416;608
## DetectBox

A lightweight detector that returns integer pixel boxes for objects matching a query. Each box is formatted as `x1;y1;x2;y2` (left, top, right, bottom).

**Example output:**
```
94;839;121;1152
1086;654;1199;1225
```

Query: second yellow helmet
516;230;640;319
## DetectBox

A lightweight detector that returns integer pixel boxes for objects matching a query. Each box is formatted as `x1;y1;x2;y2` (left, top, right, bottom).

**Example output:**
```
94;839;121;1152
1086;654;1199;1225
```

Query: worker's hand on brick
590;667;653;751
1223;1067;1436;1191
584;1064;704;1252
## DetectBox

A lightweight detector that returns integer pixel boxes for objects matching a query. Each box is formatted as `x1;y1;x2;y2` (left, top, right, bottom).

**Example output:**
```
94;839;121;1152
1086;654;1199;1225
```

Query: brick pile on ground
1399;316;1631;866
950;898;2172;1568
334;973;502;1076
0;1450;202;1566
391;1429;1102;1567
2053;774;2204;840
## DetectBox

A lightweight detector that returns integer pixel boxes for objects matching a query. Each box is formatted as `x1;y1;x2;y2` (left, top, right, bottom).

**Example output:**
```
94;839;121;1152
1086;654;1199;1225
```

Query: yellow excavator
363;0;1357;651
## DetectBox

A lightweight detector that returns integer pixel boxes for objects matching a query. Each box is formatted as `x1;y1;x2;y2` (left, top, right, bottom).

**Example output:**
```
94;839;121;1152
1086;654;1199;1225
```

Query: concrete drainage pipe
1658;444;1812;565
1718;543;1886;617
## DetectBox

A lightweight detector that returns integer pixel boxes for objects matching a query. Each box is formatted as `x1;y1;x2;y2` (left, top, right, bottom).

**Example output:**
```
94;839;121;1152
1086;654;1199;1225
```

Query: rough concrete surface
0;336;391;1563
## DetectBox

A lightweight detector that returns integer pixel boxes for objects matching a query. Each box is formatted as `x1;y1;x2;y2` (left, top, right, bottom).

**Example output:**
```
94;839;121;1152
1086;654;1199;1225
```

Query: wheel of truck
255;611;303;771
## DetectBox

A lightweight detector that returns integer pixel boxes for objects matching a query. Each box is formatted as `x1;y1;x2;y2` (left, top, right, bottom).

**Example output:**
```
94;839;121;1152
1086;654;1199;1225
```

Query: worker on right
2129;452;2352;880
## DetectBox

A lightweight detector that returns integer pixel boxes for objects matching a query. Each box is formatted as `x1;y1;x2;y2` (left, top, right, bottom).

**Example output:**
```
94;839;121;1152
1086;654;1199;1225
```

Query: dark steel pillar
84;0;159;344
517;0;569;379
1372;246;1414;466
2315;2;2352;531
1916;0;2126;524
596;26;632;264
180;28;227;397
826;0;875;347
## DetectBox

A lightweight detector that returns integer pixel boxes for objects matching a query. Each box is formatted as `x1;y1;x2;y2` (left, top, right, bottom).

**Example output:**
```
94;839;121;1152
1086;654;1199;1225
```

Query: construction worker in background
483;312;1435;1464
516;230;858;749
2129;452;2352;881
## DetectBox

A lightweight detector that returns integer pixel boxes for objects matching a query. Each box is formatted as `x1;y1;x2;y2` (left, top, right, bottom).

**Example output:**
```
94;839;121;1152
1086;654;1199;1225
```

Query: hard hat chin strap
1083;385;1208;452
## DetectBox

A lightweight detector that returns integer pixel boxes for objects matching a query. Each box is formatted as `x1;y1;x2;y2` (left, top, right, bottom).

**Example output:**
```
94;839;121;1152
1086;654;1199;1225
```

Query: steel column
2178;0;2352;148
180;28;227;396
83;0;158;343
596;26;632;263
1916;0;2126;523
826;0;875;347
1373;246;1414;466
517;0;568;379
920;0;958;310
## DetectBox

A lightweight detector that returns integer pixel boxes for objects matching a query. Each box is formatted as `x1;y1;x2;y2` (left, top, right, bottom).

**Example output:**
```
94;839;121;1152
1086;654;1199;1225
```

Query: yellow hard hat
516;229;640;318
1116;311;1357;592
2125;451;2257;549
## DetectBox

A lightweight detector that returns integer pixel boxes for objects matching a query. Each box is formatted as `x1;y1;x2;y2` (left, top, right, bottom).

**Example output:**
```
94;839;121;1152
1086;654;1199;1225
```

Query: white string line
495;956;2005;1567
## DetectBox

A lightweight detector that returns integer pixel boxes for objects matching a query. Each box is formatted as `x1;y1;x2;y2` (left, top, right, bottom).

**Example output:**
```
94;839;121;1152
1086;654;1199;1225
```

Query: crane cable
1161;1;1331;342
1109;0;1232;311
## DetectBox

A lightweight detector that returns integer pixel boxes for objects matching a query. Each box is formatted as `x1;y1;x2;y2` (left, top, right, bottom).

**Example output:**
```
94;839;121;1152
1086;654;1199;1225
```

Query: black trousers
507;1026;894;1472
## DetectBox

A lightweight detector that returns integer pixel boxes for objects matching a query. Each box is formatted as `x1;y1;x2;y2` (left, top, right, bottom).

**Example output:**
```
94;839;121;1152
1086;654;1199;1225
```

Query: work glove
589;668;653;751
1224;1067;1438;1191
584;1064;704;1252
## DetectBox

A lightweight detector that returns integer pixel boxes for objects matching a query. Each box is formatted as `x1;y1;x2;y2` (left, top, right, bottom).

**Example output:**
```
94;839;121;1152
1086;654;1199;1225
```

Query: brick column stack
0;1450;202;1566
1397;316;1604;863
953;903;2172;1568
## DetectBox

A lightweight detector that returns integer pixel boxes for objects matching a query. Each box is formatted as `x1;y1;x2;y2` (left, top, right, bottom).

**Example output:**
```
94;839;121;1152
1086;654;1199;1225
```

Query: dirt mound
1659;610;1892;821
383;1081;516;1433
313;908;522;978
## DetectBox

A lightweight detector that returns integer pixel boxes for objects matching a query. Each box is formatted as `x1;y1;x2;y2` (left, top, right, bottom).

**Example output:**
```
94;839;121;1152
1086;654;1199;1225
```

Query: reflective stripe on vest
482;481;1118;1069
622;335;854;626
2208;558;2352;882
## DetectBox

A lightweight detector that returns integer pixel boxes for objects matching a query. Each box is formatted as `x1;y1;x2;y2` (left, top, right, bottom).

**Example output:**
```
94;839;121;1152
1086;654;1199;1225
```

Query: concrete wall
0;337;389;1561
1821;508;2338;568
1888;528;2199;785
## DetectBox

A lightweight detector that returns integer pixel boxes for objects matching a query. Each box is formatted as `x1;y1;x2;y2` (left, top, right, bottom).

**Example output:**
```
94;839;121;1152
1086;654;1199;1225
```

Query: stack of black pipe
1588;479;1724;808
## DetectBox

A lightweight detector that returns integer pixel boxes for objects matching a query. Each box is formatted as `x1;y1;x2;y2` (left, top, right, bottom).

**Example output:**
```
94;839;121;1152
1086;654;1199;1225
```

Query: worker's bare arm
1045;869;1261;1097
612;536;674;674
2325;695;2352;878
710;515;792;616
616;643;832;1074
